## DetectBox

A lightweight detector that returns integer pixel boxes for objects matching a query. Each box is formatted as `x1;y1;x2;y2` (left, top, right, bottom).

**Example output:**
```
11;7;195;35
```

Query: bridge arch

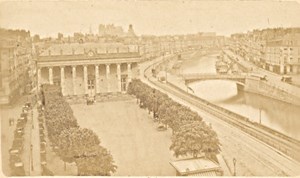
181;73;246;90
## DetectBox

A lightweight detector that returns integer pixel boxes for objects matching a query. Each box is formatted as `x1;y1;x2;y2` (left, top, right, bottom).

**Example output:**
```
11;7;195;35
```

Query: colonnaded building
37;43;140;97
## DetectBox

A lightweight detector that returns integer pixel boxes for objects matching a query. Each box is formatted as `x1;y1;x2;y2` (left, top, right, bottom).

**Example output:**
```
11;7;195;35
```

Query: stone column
269;65;273;72
83;65;88;95
286;65;291;74
117;64;121;92
95;65;100;94
106;64;110;92
37;68;41;91
49;67;53;85
72;66;77;95
280;64;284;74
60;67;65;95
127;63;132;83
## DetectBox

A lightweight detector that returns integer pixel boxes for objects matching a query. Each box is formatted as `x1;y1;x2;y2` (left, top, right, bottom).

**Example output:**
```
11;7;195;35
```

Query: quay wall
244;77;300;106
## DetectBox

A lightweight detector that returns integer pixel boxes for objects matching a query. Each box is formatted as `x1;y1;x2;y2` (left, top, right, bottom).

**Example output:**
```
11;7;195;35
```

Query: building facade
37;43;140;97
0;34;32;105
265;34;300;74
230;28;300;74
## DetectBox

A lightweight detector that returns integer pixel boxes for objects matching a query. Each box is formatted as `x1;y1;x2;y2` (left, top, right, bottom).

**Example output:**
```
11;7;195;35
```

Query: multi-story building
265;33;300;74
0;32;32;105
230;28;300;74
37;42;141;96
138;33;223;61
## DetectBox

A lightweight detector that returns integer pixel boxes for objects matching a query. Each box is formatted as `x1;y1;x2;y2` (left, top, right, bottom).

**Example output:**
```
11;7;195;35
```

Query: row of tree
127;79;221;160
41;84;117;176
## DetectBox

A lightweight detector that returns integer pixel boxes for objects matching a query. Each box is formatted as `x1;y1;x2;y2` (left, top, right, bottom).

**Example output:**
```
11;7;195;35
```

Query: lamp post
259;108;262;124
233;158;236;176
165;67;168;83
30;144;34;171
152;89;155;118
162;53;167;83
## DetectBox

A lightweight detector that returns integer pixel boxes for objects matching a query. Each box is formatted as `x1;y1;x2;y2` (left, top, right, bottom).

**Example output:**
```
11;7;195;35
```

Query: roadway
224;49;281;81
224;49;300;97
138;54;300;176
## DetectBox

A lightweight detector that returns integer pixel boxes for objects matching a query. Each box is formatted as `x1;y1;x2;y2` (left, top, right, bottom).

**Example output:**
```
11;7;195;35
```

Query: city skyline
1;0;300;38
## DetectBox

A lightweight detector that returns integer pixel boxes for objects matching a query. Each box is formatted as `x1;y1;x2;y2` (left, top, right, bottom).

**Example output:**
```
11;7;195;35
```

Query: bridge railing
180;73;247;79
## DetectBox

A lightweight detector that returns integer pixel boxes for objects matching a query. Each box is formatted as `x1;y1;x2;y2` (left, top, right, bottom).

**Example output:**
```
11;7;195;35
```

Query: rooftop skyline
0;0;300;37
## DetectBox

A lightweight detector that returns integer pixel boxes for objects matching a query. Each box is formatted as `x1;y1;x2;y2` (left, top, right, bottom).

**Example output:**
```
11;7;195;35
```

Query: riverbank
172;51;300;140
224;49;300;106
139;50;300;176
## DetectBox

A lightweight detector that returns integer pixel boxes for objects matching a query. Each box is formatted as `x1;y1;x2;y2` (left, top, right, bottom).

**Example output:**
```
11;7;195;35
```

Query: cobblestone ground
71;99;177;176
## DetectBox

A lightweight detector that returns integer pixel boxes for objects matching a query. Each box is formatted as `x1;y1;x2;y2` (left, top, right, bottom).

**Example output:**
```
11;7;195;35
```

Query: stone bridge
181;73;246;86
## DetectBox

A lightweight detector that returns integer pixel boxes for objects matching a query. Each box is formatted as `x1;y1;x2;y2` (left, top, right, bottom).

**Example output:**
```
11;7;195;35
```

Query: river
179;51;300;141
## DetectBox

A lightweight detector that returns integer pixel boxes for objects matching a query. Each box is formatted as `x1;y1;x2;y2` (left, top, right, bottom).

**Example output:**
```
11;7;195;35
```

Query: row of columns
38;63;132;95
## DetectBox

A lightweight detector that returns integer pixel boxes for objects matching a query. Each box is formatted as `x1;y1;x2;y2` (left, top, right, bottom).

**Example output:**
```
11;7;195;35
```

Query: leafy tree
127;79;221;161
157;99;178;129
43;92;78;145
170;120;220;159
41;84;117;173
75;145;117;176
57;127;100;169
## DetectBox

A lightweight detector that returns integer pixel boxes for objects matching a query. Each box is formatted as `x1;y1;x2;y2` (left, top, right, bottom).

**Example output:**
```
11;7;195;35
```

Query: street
139;54;300;176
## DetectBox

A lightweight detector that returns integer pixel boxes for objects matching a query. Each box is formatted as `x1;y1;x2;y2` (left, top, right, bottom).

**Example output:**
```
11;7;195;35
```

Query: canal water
179;51;300;141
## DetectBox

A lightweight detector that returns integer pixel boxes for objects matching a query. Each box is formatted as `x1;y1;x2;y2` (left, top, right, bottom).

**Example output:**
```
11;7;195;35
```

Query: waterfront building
230;28;300;74
36;42;141;96
265;33;300;74
0;31;32;105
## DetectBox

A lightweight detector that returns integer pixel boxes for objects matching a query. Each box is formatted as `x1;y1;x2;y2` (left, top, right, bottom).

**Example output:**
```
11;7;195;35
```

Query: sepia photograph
0;0;300;177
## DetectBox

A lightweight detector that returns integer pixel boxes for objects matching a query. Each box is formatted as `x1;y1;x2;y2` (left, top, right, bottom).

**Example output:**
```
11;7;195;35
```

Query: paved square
71;99;176;176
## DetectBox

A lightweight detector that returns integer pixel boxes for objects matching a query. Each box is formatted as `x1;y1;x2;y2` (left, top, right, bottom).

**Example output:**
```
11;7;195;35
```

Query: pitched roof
170;157;222;176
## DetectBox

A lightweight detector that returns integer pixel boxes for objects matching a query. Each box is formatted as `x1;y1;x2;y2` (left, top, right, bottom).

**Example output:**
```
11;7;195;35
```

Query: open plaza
1;95;177;176
71;99;176;176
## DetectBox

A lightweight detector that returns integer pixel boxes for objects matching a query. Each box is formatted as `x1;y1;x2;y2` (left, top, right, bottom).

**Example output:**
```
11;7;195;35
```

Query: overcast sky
0;0;300;37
